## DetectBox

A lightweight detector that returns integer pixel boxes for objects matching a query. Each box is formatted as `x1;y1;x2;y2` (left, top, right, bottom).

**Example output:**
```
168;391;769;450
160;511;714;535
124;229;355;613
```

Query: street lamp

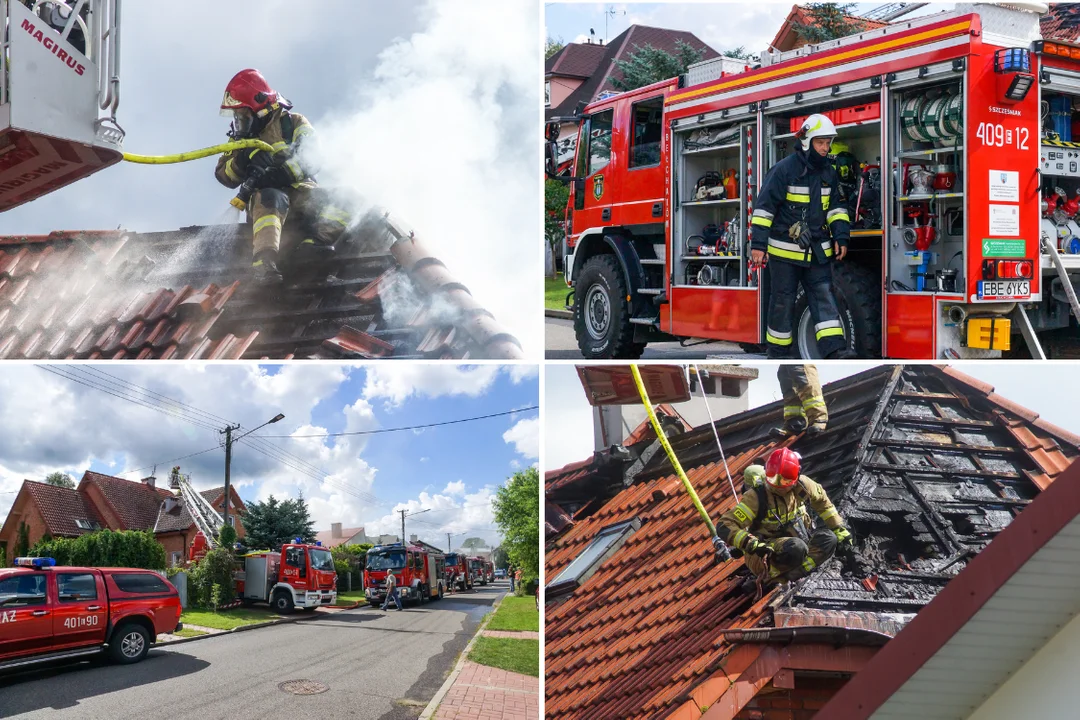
221;413;285;530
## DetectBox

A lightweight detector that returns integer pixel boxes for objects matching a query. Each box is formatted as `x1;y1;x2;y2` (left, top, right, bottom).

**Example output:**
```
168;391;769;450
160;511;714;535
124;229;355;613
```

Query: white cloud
503;417;539;460
363;486;500;548
420;457;430;463
443;480;466;496
510;459;522;470
362;365;502;407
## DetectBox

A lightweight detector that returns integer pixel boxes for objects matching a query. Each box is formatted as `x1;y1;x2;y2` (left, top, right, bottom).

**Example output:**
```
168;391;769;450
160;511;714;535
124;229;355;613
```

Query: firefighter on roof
773;364;828;437
750;114;855;359
718;448;854;592
215;69;352;284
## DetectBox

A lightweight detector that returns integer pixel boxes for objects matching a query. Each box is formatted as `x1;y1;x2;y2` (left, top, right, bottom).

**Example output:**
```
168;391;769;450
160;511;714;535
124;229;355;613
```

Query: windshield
308;549;334;571
469;560;482;569
367;550;406;570
446;553;460;565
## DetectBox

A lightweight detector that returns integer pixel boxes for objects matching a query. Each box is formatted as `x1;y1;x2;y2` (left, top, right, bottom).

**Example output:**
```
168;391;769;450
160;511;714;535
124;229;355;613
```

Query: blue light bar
294;537;302;544
995;47;1030;73
315;541;322;546
14;557;55;568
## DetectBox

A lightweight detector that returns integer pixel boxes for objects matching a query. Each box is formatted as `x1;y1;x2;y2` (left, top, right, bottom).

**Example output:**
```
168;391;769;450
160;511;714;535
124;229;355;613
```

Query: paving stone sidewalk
434;660;540;720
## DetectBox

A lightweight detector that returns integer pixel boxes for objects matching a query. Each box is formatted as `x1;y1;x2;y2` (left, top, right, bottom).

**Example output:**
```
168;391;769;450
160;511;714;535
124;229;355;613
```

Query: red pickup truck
0;557;183;672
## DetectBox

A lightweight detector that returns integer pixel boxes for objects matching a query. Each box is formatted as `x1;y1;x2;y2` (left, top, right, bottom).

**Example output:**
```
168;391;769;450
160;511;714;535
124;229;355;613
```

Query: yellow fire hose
121;138;275;165
630;365;730;562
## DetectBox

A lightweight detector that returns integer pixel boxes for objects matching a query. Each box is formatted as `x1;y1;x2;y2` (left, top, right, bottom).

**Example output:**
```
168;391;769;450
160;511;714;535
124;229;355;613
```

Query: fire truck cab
364;543;446;607
445;552;471;591
235;541;337;613
467;556;487;586
553;2;1078;359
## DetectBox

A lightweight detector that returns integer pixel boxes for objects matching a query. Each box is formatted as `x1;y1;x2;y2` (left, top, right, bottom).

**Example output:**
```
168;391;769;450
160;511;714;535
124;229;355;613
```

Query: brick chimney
332;523;342;539
141;475;156;489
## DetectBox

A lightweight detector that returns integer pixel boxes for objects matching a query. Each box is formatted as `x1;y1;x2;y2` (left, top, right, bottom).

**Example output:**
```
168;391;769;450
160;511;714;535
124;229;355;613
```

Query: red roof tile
22;480;105;537
0;220;523;359
79;471;172;531
769;5;889;53
153;486;244;534
546;43;608;78
1042;3;1080;43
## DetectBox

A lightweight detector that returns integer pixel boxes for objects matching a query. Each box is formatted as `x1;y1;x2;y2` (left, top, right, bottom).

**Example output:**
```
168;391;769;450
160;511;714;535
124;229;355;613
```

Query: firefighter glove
834;525;855;550
746;537;773;558
247;150;276;175
253;166;293;189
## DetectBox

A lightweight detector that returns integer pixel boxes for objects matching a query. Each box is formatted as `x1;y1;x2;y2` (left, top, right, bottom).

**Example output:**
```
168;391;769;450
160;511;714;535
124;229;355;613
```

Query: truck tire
574;255;646;359
109;623;150;665
794;263;881;359
272;590;295;614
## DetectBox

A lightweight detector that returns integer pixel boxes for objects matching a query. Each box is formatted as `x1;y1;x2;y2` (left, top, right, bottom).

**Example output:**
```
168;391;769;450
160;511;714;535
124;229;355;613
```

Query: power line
77;366;237;428
256;406;539;439
117;444;224;477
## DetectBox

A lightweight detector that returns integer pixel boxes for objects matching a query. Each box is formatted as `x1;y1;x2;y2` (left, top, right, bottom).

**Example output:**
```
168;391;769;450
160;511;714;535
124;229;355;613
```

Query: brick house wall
734;677;850;720
0;492;50;565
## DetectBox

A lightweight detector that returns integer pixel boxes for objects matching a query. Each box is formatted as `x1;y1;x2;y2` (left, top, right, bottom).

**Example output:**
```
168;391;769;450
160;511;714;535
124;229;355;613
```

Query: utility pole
220;423;241;531
399;508;430;546
447;533;453;552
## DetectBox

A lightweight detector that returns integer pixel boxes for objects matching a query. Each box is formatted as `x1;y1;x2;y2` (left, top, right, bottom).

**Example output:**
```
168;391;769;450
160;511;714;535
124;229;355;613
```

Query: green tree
461;537;488;550
30;529;165;569
15;521;30;557
792;3;867;45
545;179;570;277
44;472;75;489
610;41;707;92
218;524;237;549
493;546;509;569
723;46;757;62
493;468;539;591
242;494;316;550
546;36;564;59
187;547;236;609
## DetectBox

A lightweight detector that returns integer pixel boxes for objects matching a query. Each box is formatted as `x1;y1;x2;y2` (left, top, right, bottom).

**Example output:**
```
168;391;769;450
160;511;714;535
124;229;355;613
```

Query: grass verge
173;628;208;638
468;637;539;677
179;608;285;630
486;596;539;632
335;590;366;607
545;276;568;311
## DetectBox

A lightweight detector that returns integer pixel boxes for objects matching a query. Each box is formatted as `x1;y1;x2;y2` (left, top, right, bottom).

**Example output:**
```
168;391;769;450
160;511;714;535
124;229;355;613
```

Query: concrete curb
544;308;572;320
157;606;332;648
418;593;507;720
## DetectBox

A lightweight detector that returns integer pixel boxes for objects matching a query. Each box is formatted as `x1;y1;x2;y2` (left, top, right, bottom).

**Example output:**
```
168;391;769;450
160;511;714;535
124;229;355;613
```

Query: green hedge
187;548;236;610
30;529;165;570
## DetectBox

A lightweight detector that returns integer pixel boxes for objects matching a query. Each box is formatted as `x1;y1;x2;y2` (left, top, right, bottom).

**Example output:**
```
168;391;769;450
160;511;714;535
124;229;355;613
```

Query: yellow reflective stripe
768;246;809;261
751;215;773;227
784;406;804;418
767;331;793;346
819;508;839;523
248;149;261;160
802;557;816;572
253;215;282;234
803;398;826;409
294;124;315;138
224;158;241;182
732;529;749;548
271;141;288;152
816;326;845;340
786;193;810;203
828;212;850;224
321;207;351;224
732;503;753;525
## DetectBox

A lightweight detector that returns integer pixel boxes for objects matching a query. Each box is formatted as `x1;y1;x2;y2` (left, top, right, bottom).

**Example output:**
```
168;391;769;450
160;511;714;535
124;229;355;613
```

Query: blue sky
0;364;539;550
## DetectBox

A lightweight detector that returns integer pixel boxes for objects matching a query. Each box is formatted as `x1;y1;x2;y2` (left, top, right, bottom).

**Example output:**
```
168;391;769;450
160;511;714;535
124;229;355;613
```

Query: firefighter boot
252;250;283;286
770;415;808;439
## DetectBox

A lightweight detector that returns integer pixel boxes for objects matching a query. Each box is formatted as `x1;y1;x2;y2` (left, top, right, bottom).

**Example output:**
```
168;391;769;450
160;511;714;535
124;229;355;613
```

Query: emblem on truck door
593;174;604;201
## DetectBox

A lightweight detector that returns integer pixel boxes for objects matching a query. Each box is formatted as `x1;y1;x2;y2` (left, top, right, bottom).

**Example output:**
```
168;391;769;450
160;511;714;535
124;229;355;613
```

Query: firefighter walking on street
717;448;855;593
750;113;855;359
216;69;352;285
773;364;828;437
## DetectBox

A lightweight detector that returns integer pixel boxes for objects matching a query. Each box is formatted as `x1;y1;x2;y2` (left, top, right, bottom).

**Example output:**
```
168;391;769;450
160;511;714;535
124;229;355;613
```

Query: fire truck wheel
109;623;150;664
574;255;646;359
272;590;295;614
793;263;881;359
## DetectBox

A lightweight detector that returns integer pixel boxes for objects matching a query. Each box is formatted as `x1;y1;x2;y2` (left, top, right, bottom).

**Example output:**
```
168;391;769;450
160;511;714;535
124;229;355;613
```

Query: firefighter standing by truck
718;448;855;593
773;364;828;437
750;114;855;359
215;69;352;285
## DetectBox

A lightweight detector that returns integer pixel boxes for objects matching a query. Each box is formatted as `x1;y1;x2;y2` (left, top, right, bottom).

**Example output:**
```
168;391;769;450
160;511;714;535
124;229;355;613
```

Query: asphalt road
0;583;507;720
545;316;761;359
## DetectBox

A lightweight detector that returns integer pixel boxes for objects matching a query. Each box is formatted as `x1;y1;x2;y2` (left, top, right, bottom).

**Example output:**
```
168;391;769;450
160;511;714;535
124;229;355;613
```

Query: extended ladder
169;468;223;549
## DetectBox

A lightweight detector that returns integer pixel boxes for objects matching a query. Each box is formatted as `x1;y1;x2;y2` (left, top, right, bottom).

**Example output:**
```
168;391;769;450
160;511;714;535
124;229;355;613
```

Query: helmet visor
222;107;254;137
766;473;798;492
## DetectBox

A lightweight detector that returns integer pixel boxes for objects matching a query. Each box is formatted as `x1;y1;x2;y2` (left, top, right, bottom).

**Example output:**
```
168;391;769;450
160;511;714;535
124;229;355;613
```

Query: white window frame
548;518;639;588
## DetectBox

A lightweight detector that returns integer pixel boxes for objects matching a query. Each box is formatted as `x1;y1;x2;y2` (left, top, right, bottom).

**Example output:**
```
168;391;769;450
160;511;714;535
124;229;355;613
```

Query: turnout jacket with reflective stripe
215;109;318;190
749;151;851;266
718;474;844;550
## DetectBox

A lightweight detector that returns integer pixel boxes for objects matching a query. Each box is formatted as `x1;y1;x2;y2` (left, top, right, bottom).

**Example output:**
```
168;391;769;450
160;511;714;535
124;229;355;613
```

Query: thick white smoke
310;0;541;356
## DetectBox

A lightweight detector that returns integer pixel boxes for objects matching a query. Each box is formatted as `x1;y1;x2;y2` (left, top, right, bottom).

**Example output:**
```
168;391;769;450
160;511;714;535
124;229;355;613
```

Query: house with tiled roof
545;365;1080;720
0;470;245;566
315;523;367;549
768;5;888;53
1041;3;1080;43
0;206;524;360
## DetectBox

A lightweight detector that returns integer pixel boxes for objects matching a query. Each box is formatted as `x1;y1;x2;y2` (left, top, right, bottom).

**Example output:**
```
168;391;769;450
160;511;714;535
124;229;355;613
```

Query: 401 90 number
63;615;99;629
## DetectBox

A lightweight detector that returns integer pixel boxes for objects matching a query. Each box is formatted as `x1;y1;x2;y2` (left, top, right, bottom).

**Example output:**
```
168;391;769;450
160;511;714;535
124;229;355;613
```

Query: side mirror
545;141;560;178
545;121;561;142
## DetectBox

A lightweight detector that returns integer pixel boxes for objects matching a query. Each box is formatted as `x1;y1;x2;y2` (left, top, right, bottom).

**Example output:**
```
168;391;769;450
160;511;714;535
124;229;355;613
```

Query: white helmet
797;113;837;151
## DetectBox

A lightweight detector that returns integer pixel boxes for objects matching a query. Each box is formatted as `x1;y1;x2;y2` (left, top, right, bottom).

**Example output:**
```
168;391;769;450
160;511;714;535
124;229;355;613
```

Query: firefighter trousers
249;186;352;262
744;529;837;585
765;258;846;358
777;364;827;428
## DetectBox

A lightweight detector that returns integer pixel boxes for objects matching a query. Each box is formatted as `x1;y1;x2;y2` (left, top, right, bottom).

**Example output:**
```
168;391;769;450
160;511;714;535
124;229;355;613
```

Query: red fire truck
467;556;487;586
364;543;446;607
235;540;337;613
549;3;1080;359
445;552;471;591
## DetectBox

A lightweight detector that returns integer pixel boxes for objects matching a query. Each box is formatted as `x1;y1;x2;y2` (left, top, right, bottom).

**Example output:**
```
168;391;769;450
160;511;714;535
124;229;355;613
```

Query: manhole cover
279;679;329;695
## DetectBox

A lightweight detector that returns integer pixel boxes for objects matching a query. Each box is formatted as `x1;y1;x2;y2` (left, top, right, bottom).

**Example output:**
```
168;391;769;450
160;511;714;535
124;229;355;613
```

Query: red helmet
765;448;801;491
221;69;278;136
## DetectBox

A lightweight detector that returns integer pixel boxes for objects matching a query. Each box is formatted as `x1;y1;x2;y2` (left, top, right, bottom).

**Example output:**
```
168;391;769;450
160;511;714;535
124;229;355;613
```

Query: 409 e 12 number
976;122;1030;150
